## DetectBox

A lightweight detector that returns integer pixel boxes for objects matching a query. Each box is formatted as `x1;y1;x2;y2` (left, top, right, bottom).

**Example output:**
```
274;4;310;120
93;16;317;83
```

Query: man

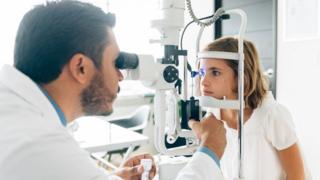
0;1;226;180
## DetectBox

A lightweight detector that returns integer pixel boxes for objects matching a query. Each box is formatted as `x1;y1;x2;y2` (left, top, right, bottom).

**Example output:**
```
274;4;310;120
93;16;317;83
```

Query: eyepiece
115;52;139;69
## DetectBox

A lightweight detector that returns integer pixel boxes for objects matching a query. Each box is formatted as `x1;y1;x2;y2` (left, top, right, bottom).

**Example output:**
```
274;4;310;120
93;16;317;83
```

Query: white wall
0;1;43;67
183;0;214;68
277;0;320;179
0;0;107;68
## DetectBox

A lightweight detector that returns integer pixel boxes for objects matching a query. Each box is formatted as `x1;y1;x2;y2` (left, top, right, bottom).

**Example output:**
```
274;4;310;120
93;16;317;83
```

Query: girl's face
200;59;237;100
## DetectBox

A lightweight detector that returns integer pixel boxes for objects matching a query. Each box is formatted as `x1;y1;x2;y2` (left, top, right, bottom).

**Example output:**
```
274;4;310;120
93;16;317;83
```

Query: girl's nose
200;74;210;87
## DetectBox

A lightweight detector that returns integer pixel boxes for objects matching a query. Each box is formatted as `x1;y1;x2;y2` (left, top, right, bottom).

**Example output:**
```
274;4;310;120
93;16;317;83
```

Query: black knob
163;65;179;83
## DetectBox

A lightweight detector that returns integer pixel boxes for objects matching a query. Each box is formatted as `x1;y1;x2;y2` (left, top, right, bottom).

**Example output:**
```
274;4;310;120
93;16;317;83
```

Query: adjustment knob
163;65;179;83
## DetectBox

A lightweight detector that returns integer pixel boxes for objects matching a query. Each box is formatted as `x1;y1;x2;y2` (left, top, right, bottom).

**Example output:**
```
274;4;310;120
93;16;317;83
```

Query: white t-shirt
219;92;298;180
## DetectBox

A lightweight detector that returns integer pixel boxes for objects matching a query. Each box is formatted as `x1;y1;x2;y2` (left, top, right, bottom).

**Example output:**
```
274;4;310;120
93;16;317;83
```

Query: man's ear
67;54;95;84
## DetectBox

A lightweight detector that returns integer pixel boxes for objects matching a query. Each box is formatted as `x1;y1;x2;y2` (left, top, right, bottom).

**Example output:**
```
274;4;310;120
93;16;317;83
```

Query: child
197;37;306;180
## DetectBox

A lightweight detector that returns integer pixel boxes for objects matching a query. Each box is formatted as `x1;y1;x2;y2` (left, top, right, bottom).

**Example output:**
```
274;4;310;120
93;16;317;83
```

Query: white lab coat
0;65;224;180
176;152;224;179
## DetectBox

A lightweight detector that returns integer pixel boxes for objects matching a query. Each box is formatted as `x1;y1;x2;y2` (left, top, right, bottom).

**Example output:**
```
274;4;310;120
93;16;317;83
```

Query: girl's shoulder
258;92;298;150
257;91;292;119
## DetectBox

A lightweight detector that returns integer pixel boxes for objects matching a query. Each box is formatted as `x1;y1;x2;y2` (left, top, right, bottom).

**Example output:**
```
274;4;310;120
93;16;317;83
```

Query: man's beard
80;72;118;116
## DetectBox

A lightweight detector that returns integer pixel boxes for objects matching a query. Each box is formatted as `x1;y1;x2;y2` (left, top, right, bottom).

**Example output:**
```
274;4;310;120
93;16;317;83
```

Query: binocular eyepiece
115;52;139;70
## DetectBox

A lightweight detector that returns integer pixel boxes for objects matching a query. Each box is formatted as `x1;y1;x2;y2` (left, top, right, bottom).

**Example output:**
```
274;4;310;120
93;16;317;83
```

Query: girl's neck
220;108;253;130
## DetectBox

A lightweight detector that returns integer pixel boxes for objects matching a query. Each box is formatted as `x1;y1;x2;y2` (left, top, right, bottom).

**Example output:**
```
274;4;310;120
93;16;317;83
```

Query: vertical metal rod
183;56;188;100
238;51;245;179
224;9;247;179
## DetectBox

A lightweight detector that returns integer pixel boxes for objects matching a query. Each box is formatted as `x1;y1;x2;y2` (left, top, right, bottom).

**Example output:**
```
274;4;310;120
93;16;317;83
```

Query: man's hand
114;154;156;180
188;113;226;159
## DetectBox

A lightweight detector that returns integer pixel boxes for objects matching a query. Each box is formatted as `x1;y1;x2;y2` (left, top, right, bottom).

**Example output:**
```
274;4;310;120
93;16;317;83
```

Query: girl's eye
212;70;221;76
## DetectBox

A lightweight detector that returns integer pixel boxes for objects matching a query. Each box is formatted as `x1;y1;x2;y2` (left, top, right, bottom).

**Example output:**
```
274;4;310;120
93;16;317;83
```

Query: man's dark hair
14;0;116;83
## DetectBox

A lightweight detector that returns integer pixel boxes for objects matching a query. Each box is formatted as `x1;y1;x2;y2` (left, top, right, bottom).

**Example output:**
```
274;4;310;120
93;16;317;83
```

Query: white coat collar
0;65;63;127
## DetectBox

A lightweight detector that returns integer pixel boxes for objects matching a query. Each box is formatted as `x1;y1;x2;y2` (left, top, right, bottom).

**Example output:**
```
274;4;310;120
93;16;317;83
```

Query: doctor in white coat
0;1;226;180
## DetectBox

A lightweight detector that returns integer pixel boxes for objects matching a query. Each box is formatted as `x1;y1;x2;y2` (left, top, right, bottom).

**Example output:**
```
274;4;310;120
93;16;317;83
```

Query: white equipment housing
126;1;247;179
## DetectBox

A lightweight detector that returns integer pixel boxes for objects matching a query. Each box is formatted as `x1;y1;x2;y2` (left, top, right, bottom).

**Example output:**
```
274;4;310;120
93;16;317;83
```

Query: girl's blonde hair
198;37;269;109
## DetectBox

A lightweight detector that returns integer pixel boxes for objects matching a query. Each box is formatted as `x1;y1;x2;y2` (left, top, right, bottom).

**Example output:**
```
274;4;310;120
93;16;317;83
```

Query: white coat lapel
0;65;62;126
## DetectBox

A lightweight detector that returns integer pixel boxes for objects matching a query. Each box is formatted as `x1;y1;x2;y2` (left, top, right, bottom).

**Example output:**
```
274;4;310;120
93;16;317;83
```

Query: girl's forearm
278;143;305;180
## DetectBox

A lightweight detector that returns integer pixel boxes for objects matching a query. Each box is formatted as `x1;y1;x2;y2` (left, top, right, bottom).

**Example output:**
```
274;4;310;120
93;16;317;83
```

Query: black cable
180;14;215;50
180;14;216;73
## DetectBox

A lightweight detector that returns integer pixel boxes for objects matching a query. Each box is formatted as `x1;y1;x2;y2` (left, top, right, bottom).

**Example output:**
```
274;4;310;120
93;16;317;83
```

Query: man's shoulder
0;86;42;119
0;84;51;139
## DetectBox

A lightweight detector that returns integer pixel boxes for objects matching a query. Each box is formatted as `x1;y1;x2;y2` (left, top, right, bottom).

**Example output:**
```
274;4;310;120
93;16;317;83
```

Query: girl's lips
202;90;214;96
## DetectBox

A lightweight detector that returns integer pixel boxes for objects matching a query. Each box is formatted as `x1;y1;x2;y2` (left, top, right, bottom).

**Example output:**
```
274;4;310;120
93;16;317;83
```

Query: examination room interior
0;0;319;179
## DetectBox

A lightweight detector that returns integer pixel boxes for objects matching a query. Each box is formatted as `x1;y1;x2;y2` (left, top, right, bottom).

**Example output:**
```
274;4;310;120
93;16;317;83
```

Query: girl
197;37;307;180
